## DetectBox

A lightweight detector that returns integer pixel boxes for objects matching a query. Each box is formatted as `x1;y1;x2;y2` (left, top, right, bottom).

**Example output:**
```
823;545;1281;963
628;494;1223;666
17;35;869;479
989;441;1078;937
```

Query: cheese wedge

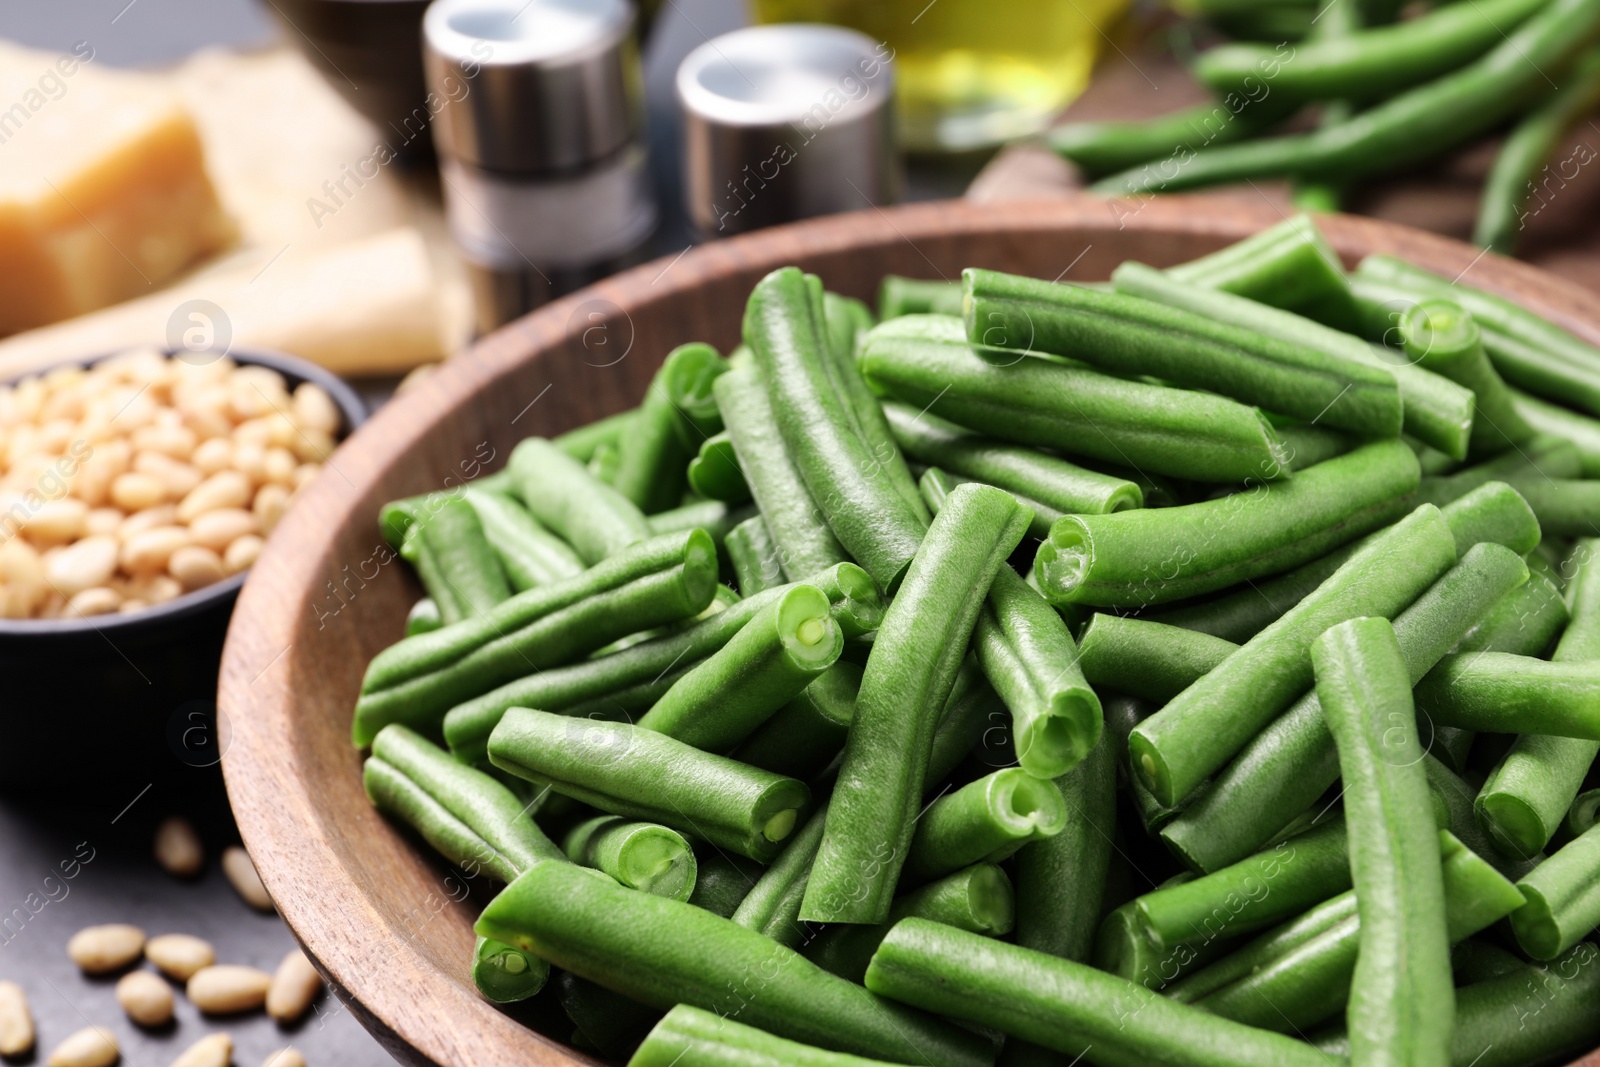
0;42;235;336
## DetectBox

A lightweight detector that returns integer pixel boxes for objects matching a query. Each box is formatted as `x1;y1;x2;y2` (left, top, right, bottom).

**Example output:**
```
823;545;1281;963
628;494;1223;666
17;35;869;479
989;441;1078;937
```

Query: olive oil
752;0;1128;151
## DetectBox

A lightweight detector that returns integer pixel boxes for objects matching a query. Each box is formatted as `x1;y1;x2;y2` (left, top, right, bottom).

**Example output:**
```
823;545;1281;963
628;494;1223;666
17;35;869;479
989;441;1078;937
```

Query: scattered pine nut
153;816;204;878
115;970;174;1027
144;933;216;981
169;1032;232;1067
186;965;272;1015
66;924;146;974
46;1026;118;1067
0;981;34;1057
266;950;321;1023
261;1049;305;1067
221;847;273;912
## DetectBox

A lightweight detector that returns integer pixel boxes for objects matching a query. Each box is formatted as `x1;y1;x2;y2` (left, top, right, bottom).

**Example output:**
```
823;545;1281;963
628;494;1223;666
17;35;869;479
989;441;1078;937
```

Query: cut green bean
884;401;1143;515
714;363;847;580
1130;504;1458;807
629;1004;909;1067
967;267;1401;437
1077;615;1237;704
645;499;754;551
859;314;1290;484
487;707;810;862
1102;696;1186;834
688;852;760;919
563;816;698;901
379;469;515;547
731;801;829;950
1415;652;1600;736
865;919;1331;1067
1161;541;1529;872
975;566;1102;779
1426;755;1538;881
558;972;663;1059
1564;787;1600;839
509;437;652;564
1036;440;1419;608
903;768;1067;885
744;267;928;589
479;863;992;1067
463;487;584;591
556;409;635;463
1511;388;1600;476
405;597;441;637
687;431;751;504
1164;891;1360;1004
410;494;512;621
472;937;545;1004
637;583;842;752
735;662;860;780
1400;299;1537;458
878;275;964;319
920;466;1060;539
1450;939;1528;985
1512;823;1600;959
1314;615;1454;1067
724;514;784;596
803;483;1030;924
1165;214;1360;329
612;343;728;514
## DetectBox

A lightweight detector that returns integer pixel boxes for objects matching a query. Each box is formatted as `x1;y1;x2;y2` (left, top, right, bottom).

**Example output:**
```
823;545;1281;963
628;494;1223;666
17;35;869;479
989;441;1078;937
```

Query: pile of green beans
349;217;1600;1067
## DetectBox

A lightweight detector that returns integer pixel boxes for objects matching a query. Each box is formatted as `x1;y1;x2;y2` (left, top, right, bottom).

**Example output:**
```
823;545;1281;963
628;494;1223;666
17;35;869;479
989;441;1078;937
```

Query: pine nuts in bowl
0;345;364;789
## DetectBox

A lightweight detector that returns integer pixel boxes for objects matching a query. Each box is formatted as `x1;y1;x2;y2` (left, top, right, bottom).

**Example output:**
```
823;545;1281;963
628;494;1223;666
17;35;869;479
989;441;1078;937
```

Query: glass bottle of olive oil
751;0;1129;152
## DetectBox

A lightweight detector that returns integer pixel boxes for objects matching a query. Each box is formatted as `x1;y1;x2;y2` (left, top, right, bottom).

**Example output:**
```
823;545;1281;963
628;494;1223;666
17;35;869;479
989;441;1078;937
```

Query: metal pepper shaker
676;24;900;239
424;0;657;332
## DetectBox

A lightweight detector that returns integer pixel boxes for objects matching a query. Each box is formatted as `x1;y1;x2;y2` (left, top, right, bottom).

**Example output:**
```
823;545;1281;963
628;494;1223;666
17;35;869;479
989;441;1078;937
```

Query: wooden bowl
219;196;1600;1067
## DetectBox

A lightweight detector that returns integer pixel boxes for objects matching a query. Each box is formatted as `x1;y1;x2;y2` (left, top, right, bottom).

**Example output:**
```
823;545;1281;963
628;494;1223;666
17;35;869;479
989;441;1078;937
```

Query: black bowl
0;347;365;794
261;0;436;164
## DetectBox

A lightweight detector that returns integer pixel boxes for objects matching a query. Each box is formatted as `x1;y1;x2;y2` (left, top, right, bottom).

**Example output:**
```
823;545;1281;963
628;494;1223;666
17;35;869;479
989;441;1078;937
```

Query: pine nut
177;472;252;523
109;472;169;512
46;536;118;596
85;508;124;536
222;847;273;911
262;447;297;486
266;950;321;1022
118;505;177;539
134;452;203;498
292;382;339;433
120;526;190;574
191;437;232;475
65;587;122;617
261;1050;305;1067
170;1033;232;1067
253;484;291;533
46;1026;117;1067
187;509;258;551
168;546;225;592
223;535;263;575
67;924;145;974
116;970;174;1027
132;423;197;459
186;965;272;1014
27;498;88;544
152;816;204;878
0;981;34;1057
145;934;215;981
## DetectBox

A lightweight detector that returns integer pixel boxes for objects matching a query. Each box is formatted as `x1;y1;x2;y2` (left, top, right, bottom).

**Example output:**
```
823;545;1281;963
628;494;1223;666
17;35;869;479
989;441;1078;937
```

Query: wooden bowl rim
219;194;1600;1067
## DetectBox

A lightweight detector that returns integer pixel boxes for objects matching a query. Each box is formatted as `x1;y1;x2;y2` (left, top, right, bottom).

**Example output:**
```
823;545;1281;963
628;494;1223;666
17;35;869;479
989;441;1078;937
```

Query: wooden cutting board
967;14;1600;290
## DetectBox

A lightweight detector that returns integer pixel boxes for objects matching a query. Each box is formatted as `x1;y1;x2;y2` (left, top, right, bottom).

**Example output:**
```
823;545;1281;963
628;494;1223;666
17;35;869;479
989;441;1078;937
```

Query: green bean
1274;421;1355;468
480;863;992;1067
441;563;881;762
967;267;1401;438
1138;817;1351;950
1013;731;1117;965
877;275;964;319
645;498;754;549
686;431;750;504
1511;388;1600;476
1400;299;1538;458
1197;0;1548;104
1415;652;1600;736
612;343;728;514
378;469;514;547
1164;892;1360;1004
745;267;928;589
1355;253;1600;416
563;816;698;901
589;440;621;485
859;315;1289;484
884;401;1143;515
1090;879;1236;990
1564;786;1600;838
920;467;1061;539
1165;214;1360;329
410;494;512;621
731;802;828;950
354;530;719;745
462;487;584;592
1449;939;1528;985
1478;50;1600;255
902;768;1067;885
1426;755;1538;881
363;724;563;882
975;566;1102;779
472;937;544;1003
735;662;859;780
405;597;441;637
395;522;461;622
1102;695;1186;834
1160;541;1529;872
1115;257;1474;458
509;437;652;564
1478;538;1598;859
1036;441;1420;609
1045;97;1295;179
688;852;760;919
713;363;848;580
864;919;1331;1067
1189;831;1524;1032
630;1004;916;1067
558;971;663;1059
803;483;1030;924
487;708;810;862
802;864;1015;983
1512;824;1600;958
556;409;635;463
637;584;842;752
1313;615;1454;1066
1077;615;1238;704
1495;478;1600;536
1130;503;1458;807
723;514;784;595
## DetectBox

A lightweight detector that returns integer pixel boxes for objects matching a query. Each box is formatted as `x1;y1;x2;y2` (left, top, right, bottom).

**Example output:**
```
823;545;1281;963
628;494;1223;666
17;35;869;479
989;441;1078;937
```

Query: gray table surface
0;3;981;1063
